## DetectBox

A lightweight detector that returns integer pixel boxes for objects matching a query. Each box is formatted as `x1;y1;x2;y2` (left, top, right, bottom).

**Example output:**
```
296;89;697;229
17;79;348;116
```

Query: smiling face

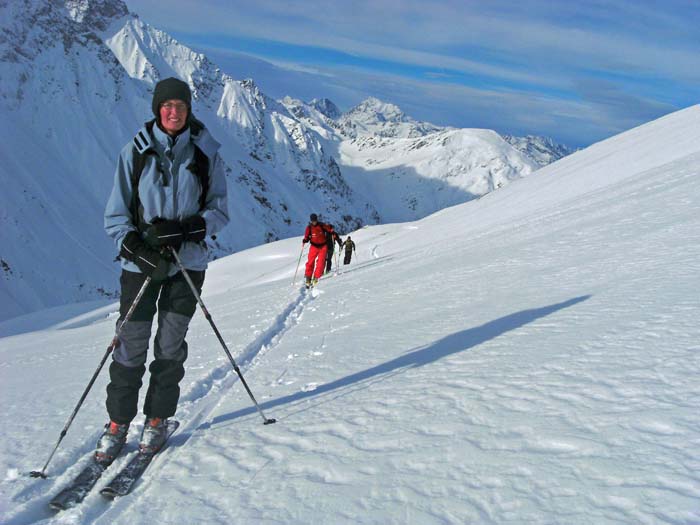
159;99;188;136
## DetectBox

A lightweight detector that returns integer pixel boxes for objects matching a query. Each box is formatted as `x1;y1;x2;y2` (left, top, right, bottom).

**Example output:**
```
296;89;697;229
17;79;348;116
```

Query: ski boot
305;277;312;289
311;277;319;287
95;421;129;463
139;417;169;453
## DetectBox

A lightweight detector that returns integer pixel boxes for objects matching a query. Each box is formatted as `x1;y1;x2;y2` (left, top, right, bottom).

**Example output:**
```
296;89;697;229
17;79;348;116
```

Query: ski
99;420;179;499
49;457;110;511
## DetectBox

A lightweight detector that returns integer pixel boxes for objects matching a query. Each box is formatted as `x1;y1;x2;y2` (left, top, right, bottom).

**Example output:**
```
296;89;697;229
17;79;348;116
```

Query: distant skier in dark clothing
342;236;356;265
302;214;337;287
324;224;343;274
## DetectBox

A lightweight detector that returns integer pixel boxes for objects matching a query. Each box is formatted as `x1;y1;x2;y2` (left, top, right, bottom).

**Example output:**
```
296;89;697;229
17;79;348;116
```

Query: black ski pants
106;269;204;424
325;243;334;273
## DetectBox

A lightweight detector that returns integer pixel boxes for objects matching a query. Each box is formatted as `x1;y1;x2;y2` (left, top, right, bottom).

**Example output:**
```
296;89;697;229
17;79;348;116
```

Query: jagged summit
309;98;341;120
504;134;576;167
347;97;407;122
0;0;129;56
339;96;444;138
63;0;128;27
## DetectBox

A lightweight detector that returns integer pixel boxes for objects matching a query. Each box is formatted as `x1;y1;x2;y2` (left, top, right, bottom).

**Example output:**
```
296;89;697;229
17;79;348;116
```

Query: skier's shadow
198;295;591;430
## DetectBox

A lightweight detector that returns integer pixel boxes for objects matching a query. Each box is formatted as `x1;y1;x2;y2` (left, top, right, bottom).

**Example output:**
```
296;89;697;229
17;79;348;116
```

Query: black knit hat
310;213;318;222
152;77;191;117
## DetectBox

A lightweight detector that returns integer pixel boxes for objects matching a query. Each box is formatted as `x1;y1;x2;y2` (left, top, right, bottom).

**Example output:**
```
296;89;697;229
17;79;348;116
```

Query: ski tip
264;418;277;425
30;470;48;479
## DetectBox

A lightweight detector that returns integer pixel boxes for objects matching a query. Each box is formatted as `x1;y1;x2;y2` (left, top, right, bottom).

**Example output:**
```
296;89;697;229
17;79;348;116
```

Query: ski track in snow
142;152;699;525
83;287;315;524
3;284;316;525
1;247;402;525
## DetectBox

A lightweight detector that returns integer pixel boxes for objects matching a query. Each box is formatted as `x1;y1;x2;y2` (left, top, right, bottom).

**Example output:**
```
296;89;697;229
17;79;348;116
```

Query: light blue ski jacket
104;120;229;274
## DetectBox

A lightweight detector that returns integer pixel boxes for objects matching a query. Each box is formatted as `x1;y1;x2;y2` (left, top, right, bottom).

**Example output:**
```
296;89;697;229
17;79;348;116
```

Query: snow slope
337;128;537;222
1;106;698;524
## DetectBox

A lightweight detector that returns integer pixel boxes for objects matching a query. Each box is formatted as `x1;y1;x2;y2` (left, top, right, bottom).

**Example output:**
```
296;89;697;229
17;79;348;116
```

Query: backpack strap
130;120;210;231
130;120;157;232
188;117;210;210
187;145;209;211
189;117;204;135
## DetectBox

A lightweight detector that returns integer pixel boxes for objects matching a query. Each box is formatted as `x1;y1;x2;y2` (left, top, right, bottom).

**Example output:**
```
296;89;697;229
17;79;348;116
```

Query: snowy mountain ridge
337;96;445;139
280;96;546;221
337;127;539;221
324;96;572;169
309;97;342;120
1;0;568;323
504;134;577;167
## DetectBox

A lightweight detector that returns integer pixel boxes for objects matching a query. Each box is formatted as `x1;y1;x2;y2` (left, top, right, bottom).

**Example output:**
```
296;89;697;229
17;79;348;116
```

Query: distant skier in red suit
302;214;336;287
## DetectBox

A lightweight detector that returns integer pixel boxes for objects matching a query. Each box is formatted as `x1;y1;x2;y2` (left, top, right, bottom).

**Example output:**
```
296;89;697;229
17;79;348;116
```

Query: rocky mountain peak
346;96;407;123
64;0;128;29
309;98;342;120
503;134;576;167
339;96;443;139
1;0;129;64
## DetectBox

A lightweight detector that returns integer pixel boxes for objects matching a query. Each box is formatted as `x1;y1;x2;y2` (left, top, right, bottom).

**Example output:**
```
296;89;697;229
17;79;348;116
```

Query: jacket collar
152;121;191;157
132;118;220;160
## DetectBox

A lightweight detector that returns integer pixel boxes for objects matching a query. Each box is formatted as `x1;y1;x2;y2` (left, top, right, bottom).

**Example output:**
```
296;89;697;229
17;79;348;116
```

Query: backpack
325;224;335;247
307;222;333;247
130;119;209;231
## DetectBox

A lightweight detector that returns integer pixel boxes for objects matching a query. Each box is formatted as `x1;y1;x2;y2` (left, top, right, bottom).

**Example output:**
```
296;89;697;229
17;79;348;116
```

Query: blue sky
125;0;698;147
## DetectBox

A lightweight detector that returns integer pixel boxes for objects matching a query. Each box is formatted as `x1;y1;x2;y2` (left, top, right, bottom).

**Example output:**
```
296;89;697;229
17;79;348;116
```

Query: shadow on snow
197;295;591;431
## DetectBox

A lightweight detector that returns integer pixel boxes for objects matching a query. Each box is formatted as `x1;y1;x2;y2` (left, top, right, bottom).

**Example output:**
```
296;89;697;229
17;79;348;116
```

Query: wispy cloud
125;0;698;146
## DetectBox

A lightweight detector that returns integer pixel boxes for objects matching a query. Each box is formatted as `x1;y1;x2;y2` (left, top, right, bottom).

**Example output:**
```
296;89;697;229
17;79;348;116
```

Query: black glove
182;215;206;243
143;219;183;250
120;231;171;282
303;238;309;244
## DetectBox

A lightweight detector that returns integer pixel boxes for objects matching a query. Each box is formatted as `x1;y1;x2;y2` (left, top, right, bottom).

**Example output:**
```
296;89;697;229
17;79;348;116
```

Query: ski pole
31;276;153;479
169;247;276;426
292;243;304;286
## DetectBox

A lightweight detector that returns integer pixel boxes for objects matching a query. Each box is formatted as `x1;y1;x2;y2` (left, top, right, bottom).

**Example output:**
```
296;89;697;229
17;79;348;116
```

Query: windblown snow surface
1;106;699;524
